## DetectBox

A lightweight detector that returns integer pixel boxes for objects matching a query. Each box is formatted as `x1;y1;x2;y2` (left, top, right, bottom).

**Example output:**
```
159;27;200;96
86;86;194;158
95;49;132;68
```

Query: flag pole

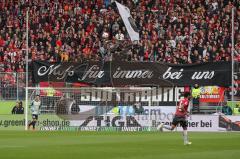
231;7;234;103
25;8;29;130
188;19;192;62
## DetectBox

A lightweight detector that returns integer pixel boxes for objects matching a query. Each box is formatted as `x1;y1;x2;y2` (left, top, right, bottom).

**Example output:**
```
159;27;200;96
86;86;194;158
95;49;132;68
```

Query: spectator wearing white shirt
115;30;124;41
102;28;109;40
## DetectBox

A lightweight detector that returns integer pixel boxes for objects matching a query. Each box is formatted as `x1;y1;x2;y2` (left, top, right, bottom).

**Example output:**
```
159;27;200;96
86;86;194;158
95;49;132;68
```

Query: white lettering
38;64;74;80
192;71;215;79
113;67;153;79
162;67;183;79
81;65;104;80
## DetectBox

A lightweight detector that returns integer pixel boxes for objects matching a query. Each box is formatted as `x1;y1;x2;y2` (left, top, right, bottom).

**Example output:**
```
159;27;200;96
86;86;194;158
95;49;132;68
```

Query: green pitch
0;101;17;114
0;131;239;159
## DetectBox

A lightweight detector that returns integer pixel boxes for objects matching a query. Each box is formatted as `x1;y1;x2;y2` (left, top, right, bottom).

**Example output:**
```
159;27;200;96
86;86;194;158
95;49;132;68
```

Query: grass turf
0;101;17;114
0;131;239;159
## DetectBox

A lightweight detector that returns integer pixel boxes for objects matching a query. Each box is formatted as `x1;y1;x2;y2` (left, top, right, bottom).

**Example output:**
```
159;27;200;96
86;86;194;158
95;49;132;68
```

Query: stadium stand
0;0;239;74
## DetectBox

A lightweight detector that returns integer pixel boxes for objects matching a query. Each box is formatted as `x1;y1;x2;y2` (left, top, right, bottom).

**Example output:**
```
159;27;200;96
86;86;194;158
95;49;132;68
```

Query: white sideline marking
0;145;25;149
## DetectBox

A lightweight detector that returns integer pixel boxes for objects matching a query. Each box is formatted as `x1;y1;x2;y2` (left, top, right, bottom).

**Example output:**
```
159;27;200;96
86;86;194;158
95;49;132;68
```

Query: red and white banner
199;86;225;103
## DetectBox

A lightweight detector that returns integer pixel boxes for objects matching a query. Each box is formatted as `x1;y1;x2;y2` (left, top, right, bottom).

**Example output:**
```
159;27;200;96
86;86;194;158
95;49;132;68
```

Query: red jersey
175;98;189;117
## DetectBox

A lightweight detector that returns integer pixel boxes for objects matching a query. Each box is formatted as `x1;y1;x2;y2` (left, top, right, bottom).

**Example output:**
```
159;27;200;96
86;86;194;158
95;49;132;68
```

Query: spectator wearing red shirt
0;0;239;73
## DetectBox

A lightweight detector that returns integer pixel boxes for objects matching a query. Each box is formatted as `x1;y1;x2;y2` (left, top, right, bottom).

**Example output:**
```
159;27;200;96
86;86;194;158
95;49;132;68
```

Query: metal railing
0;72;30;100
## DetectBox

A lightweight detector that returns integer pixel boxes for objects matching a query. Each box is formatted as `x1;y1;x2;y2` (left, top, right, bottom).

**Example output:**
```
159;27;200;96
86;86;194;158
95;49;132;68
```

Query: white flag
115;1;139;41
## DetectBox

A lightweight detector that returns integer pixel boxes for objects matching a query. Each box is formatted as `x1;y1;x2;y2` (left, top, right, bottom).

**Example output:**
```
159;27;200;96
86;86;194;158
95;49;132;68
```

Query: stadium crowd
0;0;239;73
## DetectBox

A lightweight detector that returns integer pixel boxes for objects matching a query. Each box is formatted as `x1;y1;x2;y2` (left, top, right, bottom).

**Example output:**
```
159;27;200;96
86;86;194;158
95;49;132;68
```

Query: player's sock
183;130;188;144
163;125;173;130
28;121;33;127
32;121;36;130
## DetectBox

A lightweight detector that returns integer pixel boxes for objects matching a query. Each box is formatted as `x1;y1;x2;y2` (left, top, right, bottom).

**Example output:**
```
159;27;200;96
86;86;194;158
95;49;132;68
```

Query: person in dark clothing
133;102;144;115
18;101;24;114
222;102;232;115
11;101;24;114
12;101;19;114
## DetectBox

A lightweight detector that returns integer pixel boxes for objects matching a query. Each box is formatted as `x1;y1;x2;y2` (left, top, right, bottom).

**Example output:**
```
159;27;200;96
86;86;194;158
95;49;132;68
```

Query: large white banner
115;1;139;41
39;105;240;132
66;114;219;132
171;115;219;132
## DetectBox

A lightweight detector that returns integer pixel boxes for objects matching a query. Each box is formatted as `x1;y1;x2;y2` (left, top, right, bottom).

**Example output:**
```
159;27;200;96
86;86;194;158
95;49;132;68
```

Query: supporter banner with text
32;61;231;87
